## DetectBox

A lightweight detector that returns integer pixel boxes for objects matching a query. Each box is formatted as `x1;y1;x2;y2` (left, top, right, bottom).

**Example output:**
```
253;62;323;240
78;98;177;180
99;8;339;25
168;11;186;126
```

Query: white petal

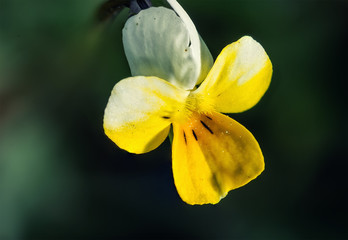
167;0;200;80
122;6;213;90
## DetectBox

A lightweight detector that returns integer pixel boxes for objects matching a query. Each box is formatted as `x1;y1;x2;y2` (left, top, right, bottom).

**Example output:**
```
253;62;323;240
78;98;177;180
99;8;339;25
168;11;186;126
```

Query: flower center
172;91;214;124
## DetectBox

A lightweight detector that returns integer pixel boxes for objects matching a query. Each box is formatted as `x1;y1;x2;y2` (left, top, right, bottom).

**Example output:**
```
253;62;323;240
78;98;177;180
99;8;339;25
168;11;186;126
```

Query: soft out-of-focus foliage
0;0;347;239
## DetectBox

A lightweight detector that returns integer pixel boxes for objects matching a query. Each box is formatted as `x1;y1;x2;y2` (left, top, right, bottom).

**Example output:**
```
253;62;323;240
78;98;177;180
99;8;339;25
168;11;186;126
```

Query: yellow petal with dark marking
172;111;264;205
104;76;188;154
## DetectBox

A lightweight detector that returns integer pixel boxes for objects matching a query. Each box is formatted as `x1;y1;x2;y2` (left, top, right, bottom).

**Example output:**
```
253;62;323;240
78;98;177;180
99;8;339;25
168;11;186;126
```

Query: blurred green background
0;0;347;239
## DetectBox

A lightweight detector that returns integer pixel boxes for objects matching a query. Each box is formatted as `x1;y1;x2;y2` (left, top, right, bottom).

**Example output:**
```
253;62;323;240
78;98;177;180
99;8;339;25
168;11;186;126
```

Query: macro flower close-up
103;0;272;205
1;0;346;237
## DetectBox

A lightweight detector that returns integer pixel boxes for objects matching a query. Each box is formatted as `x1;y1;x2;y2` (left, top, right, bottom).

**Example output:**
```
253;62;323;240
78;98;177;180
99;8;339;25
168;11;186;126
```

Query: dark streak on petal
183;131;187;144
234;164;244;176
192;130;198;141
211;173;223;195
162;116;170;119
200;120;213;134
206;115;212;120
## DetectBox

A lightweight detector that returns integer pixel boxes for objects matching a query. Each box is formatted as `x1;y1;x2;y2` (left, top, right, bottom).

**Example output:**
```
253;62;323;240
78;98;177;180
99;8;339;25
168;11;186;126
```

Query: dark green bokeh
0;0;347;239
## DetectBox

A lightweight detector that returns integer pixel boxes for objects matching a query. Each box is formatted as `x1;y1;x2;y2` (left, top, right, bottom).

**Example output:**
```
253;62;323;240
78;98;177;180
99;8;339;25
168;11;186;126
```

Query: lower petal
172;111;264;205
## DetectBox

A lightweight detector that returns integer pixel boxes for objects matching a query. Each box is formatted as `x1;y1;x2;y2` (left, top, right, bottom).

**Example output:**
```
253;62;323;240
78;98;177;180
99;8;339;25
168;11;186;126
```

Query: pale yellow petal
104;76;188;154
195;36;272;113
172;111;264;205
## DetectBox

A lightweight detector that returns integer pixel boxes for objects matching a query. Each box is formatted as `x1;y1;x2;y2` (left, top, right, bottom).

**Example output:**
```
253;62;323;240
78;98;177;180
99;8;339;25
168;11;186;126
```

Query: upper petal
195;36;272;113
172;111;264;205
103;76;188;154
122;6;213;90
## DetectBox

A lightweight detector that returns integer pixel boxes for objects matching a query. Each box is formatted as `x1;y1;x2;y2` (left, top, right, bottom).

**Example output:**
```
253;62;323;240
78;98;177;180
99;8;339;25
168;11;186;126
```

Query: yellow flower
103;0;272;205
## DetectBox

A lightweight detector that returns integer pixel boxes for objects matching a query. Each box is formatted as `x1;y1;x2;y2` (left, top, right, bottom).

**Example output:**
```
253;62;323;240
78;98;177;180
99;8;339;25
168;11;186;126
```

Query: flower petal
172;111;264;205
122;6;213;90
196;36;272;113
104;76;188;154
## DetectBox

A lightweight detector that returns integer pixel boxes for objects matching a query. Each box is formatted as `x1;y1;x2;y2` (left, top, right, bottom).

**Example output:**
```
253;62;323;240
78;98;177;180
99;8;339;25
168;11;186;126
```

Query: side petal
122;6;213;90
104;76;188;154
172;111;264;205
196;36;272;113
